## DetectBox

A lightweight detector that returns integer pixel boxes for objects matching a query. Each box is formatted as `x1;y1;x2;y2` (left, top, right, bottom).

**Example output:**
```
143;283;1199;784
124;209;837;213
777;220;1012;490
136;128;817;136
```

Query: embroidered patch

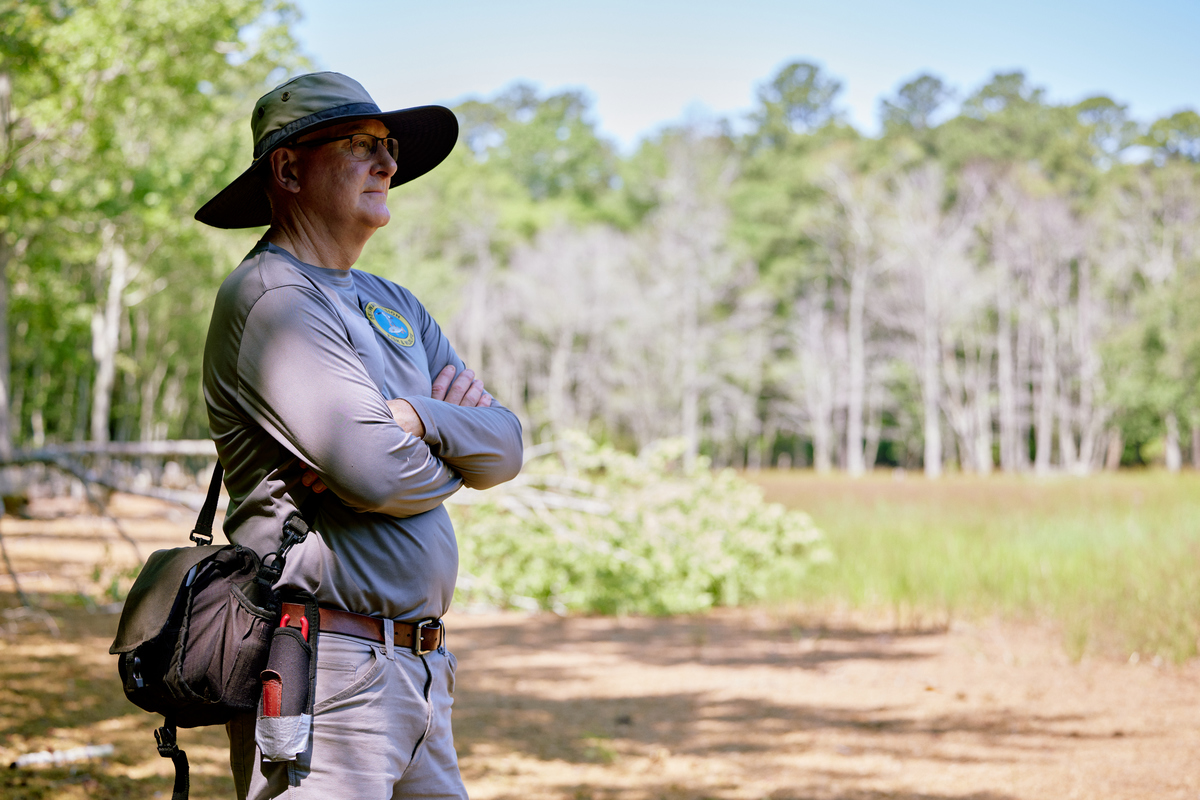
364;302;415;347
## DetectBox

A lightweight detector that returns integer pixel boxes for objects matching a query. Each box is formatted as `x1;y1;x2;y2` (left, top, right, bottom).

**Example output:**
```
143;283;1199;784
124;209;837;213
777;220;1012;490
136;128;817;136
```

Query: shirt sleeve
236;284;463;517
401;291;525;490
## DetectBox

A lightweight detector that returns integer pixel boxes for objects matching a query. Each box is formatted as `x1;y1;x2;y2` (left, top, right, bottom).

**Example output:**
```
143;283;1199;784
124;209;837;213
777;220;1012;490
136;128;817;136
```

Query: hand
431;364;493;408
298;462;327;494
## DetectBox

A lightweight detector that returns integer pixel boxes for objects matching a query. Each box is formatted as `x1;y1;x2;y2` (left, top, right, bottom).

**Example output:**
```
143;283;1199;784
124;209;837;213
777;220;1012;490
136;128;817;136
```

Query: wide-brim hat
195;71;458;229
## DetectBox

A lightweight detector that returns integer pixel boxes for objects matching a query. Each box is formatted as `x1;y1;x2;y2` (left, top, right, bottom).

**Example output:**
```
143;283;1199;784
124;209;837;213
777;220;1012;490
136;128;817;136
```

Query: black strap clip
280;512;310;552
154;724;179;758
188;528;213;547
259;511;311;583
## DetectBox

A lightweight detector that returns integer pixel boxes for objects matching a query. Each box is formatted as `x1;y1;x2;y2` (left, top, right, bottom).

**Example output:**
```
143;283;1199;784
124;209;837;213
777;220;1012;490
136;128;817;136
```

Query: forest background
8;6;1200;796
2;0;1200;480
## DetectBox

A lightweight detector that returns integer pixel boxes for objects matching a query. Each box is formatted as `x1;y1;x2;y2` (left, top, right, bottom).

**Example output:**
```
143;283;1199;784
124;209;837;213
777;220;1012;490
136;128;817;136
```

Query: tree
1144;110;1200;163
751;61;843;149
880;73;954;134
1;0;303;447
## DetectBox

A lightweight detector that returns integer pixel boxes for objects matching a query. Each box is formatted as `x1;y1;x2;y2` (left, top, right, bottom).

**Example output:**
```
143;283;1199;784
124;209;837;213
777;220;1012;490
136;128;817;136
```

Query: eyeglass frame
288;132;400;162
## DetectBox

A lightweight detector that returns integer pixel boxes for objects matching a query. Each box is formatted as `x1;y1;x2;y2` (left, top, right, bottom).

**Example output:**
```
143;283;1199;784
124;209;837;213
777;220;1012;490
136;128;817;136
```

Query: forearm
405;397;524;489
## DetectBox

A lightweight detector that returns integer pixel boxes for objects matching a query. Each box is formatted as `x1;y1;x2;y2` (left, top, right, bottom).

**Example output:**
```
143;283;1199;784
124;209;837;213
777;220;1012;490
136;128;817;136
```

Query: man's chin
362;197;390;228
359;205;390;229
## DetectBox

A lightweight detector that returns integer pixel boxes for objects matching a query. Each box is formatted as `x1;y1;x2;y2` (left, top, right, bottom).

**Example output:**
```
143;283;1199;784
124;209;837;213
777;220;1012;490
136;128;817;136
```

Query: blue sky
290;0;1199;151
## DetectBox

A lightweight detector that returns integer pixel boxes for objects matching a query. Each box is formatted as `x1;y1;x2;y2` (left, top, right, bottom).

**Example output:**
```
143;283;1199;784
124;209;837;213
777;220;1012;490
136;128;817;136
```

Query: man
196;72;523;799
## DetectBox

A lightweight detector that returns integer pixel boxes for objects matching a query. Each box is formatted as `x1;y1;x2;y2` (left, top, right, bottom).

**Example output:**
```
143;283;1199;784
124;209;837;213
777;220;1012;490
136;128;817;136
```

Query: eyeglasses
291;133;399;162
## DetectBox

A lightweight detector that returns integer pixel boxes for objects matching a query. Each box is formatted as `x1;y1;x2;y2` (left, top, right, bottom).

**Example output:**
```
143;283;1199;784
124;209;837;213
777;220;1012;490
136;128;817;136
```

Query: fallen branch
17;440;216;458
3;452;214;511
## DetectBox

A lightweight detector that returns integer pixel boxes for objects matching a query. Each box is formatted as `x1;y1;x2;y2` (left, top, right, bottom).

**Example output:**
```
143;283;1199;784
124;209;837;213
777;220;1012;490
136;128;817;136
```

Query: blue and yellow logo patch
365;302;415;347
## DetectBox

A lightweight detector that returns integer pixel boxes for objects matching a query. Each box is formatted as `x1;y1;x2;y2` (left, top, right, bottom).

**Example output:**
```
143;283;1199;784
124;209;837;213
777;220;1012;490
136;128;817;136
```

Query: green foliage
880;73;954;135
933;71;1097;193
1144;110;1200;162
750;60;843;149
452;432;830;615
455;83;618;217
1;0;304;444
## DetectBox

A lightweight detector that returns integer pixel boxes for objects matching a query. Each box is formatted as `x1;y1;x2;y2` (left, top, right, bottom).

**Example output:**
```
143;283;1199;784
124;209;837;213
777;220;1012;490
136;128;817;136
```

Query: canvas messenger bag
109;461;320;800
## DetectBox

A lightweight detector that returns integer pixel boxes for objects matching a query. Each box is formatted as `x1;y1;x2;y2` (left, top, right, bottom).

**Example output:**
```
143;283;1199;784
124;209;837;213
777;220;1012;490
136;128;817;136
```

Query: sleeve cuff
403;395;440;447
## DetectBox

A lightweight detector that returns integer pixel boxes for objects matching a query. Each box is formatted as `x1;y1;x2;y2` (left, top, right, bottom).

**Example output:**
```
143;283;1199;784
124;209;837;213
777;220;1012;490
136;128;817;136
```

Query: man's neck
265;213;368;271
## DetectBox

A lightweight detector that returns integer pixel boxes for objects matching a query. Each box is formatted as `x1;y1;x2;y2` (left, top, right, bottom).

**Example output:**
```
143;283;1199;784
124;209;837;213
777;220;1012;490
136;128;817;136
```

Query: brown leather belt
281;603;443;655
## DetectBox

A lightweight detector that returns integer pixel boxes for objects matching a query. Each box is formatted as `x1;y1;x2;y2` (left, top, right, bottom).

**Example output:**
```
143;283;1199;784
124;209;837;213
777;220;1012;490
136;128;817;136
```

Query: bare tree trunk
801;292;840;472
463;225;494;371
1075;256;1101;474
863;381;883;472
1034;314;1056;475
0;72;12;462
138;312;172;442
1057;370;1079;473
680;254;700;470
546;330;572;434
1014;302;1032;471
921;274;942;479
90;224;132;445
1105;428;1123;471
972;340;994;474
846;269;866;476
1165;412;1183;473
996;275;1016;473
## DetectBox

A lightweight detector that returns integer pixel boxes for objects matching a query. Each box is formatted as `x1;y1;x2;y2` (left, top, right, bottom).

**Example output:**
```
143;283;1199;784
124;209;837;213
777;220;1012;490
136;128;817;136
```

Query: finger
430;365;456;401
312;479;327;494
461;378;485;407
445;369;474;405
479;392;493;408
301;471;315;487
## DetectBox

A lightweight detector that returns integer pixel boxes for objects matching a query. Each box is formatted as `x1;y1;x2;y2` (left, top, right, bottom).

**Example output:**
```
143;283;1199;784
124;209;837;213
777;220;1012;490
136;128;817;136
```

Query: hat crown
251;72;381;159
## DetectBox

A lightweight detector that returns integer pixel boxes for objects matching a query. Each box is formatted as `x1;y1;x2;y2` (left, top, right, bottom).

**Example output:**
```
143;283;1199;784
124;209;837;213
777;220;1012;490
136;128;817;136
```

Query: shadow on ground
0;597;233;800
0;598;1121;800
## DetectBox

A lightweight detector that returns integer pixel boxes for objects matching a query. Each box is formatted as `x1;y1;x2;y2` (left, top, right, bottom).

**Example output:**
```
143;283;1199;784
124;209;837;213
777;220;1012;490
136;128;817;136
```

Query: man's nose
374;144;398;180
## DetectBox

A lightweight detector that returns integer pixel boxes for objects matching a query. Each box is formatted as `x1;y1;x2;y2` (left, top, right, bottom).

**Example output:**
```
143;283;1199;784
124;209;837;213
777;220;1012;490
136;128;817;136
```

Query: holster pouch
256;594;319;762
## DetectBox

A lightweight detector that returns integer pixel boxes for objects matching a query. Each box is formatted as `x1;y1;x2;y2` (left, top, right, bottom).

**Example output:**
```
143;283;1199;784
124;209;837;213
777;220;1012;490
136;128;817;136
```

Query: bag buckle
412;619;438;656
154;724;179;758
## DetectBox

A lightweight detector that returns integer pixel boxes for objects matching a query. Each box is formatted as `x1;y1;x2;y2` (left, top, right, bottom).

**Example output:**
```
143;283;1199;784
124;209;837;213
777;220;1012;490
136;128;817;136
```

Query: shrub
451;432;831;614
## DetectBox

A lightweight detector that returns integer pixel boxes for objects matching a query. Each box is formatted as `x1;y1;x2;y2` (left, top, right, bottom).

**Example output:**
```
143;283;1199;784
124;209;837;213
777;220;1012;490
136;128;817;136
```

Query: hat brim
195;105;458;229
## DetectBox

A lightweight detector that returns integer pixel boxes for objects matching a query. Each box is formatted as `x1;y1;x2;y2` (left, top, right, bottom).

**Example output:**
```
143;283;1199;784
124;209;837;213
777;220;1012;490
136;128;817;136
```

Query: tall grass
750;470;1200;661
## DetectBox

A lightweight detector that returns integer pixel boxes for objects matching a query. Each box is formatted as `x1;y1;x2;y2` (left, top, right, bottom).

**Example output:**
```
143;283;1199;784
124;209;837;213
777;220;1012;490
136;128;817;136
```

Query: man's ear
266;147;303;195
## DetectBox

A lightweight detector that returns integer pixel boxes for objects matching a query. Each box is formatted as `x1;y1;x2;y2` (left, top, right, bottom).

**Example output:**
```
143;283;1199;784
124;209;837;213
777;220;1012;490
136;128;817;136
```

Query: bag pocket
171;561;276;712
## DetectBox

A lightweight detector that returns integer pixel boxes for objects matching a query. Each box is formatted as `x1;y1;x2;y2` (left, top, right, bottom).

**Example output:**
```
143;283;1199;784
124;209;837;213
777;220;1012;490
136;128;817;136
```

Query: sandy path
2;496;1199;798
448;610;1200;800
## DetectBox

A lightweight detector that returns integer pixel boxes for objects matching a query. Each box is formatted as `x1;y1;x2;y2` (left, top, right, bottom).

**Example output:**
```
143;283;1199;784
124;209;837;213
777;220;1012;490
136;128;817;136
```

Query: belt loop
383;618;395;660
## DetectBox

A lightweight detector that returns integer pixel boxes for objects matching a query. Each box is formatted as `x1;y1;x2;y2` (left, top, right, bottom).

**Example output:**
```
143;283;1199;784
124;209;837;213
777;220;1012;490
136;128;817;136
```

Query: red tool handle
278;612;308;641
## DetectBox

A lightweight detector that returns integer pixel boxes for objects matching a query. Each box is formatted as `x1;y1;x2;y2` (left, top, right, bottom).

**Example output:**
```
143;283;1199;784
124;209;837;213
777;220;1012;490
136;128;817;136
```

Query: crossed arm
301;364;492;495
235;284;520;517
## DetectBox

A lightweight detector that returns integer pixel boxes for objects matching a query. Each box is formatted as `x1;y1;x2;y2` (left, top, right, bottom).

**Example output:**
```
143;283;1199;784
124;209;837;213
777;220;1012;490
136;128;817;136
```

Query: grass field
748;469;1200;662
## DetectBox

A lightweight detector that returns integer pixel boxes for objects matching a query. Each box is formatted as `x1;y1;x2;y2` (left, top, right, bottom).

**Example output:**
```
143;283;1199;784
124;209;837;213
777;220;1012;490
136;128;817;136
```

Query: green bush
451;432;831;614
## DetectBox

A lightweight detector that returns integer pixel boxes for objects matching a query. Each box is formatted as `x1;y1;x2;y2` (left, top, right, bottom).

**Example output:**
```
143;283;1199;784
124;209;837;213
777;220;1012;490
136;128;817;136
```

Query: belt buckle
412;619;438;656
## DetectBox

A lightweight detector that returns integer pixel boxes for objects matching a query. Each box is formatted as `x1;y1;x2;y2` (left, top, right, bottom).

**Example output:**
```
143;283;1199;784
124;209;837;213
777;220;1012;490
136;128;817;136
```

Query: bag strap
189;462;224;546
189;459;322;548
155;719;189;800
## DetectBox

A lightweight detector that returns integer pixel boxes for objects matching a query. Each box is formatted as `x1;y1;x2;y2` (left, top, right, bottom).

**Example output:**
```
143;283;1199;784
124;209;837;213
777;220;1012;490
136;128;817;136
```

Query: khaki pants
228;631;467;799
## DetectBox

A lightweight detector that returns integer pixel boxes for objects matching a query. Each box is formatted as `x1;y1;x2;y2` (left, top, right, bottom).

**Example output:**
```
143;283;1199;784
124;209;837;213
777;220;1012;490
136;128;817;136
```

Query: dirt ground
2;495;1200;799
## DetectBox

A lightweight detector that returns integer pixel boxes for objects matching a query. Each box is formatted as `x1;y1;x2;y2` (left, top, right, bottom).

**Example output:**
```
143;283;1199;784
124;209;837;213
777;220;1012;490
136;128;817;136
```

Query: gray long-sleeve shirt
203;242;523;621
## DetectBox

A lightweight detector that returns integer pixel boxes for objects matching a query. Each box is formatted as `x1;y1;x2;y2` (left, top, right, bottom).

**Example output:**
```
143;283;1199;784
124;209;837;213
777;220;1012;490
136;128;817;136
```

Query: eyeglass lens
350;135;399;161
